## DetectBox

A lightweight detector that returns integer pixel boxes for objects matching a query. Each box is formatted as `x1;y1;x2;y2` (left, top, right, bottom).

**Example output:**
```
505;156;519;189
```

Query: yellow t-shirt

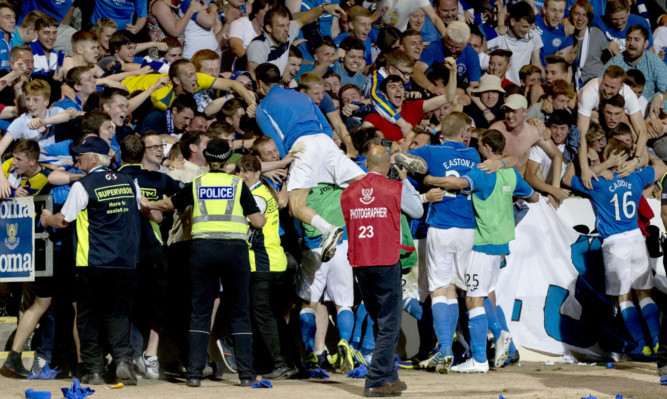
121;73;217;111
2;158;51;196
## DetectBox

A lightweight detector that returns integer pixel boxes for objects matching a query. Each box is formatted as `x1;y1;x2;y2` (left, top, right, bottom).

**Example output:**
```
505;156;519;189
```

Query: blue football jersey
570;167;655;239
409;141;480;230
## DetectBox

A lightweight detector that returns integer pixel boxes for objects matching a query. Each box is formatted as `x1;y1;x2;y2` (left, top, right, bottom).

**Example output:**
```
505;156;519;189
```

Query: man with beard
576;65;648;188
603;25;667;115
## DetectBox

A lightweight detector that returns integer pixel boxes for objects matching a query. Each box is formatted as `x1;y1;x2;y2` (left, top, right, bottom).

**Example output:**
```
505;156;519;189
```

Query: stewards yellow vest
191;172;248;240
249;182;287;272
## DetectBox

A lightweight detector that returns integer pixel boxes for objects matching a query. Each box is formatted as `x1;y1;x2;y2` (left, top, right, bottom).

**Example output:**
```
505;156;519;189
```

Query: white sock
311;215;332;232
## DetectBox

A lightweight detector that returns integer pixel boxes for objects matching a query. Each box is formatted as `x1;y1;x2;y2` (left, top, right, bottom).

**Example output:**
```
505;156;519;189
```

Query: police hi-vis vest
191;172;249;240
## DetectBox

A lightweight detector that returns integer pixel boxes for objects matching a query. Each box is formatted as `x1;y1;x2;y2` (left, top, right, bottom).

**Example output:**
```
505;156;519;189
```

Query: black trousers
76;268;136;374
250;271;288;370
354;262;402;389
187;239;254;380
655;288;667;369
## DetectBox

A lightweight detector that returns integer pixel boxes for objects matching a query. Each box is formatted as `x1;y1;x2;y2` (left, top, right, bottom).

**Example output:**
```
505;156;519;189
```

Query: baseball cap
71;136;110;155
501;94;528;110
203;138;233;163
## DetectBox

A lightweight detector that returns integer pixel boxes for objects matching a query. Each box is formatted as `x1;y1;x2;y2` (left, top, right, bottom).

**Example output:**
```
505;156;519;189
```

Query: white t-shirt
487;30;543;85
638;95;649;118
229;17;260;49
577;78;641;117
528;143;566;184
653;26;667;54
7;107;65;148
183;17;220;60
379;0;430;31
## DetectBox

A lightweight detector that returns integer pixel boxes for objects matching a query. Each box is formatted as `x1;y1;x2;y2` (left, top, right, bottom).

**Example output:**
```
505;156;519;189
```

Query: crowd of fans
0;0;666;390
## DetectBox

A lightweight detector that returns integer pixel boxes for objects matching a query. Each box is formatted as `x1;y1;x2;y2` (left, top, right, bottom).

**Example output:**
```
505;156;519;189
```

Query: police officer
144;139;266;387
40;136;143;386
340;145;423;397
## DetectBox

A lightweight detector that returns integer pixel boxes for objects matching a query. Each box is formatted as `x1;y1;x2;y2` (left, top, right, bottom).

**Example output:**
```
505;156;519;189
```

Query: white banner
498;197;666;359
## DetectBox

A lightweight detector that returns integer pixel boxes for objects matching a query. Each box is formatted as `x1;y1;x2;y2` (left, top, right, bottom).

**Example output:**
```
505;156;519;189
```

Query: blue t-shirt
91;0;148;28
570;167;655;239
463;167;535;254
593;13;653;52
0;35;11;71
534;14;574;67
300;0;340;38
420;16;441;43
52;96;83;111
409;141;480;230
419;40;481;84
334;30;377;66
18;0;75;24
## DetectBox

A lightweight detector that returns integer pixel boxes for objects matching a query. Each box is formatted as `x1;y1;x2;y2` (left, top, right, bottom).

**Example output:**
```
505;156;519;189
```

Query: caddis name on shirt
608;180;631;193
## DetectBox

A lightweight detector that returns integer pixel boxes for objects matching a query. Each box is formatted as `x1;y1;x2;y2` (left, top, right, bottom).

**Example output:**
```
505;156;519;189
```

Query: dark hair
82;109;111;135
379;75;404;94
509;1;535;24
308;36;336;56
171;94;197;113
489;49;513;62
601;94;626;110
35;16;58;31
376;27;402;55
120;135;145;164
13;139;40;160
288;45;303;59
608;122;633;139
548;109;573;127
339;36;365;52
250;0;275;20
179;130;207;160
255;63;281;85
627;24;649;42
323;70;341;82
480;129;506;155
99;87;128;109
625;69;646;87
220;98;246;119
546;55;567;73
401;28;422;40
351;127;381;153
109;30;135;55
66;66;93;88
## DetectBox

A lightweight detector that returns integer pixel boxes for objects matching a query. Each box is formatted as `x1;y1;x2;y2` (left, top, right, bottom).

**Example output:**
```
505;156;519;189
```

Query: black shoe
187;378;201;387
262;366;296;380
82;372;105;385
240;378;255;387
508;350;520;364
0;351;30;378
364;381;402;397
116;361;138;385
